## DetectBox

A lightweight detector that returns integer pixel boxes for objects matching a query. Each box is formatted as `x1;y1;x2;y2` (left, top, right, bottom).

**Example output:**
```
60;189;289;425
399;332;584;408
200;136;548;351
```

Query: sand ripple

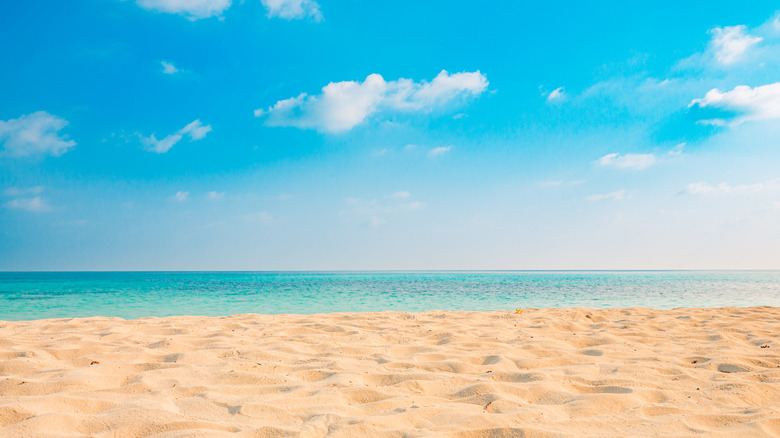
0;307;779;437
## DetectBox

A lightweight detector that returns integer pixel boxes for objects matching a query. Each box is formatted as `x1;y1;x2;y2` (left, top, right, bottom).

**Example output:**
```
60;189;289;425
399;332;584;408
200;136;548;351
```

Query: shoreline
3;305;779;323
1;307;779;437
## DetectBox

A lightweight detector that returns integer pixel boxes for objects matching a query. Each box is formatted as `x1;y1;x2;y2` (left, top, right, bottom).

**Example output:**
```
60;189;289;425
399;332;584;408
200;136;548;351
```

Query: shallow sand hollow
0;308;779;438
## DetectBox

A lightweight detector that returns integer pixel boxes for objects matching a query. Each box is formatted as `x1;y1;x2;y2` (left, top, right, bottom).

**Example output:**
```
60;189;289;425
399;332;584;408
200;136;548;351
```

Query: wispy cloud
668;143;685;156
3;186;52;212
428;145;452;156
689;82;780;126
547;87;565;101
141;119;212;153
0;111;76;157
256;70;488;133
261;0;322;21
709;25;762;65
161;61;179;75
135;0;231;20
595;153;656;170
173;191;190;202
683;179;780;195
3;196;51;212
403;201;426;210
4;186;45;196
343;193;427;227
205;191;225;200
586;189;629;201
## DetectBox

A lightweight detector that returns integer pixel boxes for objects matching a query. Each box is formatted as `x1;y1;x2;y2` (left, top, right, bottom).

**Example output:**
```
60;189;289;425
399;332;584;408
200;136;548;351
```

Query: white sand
0;307;779;437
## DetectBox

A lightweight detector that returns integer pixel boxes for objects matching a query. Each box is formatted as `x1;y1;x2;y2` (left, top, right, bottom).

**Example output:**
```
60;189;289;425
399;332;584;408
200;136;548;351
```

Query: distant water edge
1;271;779;321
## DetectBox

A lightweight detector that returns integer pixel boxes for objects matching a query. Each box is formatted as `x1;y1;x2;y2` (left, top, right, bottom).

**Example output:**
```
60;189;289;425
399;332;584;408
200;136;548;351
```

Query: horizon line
2;269;780;273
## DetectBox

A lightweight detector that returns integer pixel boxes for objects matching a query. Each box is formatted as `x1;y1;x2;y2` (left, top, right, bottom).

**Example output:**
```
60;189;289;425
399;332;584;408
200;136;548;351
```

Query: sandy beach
0;307;778;437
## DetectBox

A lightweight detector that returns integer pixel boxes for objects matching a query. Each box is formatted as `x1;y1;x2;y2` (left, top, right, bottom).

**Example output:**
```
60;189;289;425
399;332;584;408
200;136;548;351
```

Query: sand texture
0;307;779;437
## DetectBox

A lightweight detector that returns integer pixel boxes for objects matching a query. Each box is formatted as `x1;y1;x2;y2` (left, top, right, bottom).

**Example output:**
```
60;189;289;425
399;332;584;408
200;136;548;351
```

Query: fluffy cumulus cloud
141;119;212;153
683;179;780;195
0;111;76;157
709;26;762;65
256;70;488;133
135;0;231;20
586;190;628;201
595;153;656;170
261;0;322;21
689;82;780;126
676;16;780;71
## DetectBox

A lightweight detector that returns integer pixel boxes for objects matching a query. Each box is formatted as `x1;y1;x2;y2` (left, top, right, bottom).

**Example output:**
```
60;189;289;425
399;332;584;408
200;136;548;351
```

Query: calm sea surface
1;271;779;321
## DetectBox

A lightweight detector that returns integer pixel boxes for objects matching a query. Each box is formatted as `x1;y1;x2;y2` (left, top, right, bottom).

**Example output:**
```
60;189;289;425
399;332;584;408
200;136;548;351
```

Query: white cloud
4;186;45;196
161;61;179;75
257;75;385;133
668;143;685;156
142;134;180;154
206;191;225;200
3;196;51;212
595;153;656;170
173;191;190;202
547;87;565;101
586;190;628;201
3;186;51;211
428;146;452;156
141;119;212;153
709;25;762;65
0;111;76;157
256;70;488;133
689;82;780;126
135;0;231;20
683;179;780;195
178;119;211;140
261;0;322;21
388;191;424;209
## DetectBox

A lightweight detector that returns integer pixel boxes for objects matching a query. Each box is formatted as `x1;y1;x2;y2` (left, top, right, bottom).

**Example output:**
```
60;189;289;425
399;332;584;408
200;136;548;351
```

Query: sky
1;1;780;270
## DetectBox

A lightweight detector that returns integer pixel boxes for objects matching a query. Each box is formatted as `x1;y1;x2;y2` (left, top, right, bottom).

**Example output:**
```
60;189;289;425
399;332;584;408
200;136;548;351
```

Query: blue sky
1;0;780;270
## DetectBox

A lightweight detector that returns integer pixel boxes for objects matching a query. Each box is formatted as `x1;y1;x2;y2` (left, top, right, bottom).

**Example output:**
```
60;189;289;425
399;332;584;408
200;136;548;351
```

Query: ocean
1;271;779;321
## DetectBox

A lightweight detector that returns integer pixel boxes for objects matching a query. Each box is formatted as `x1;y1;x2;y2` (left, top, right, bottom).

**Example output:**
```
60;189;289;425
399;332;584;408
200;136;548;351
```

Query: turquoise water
0;271;779;321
